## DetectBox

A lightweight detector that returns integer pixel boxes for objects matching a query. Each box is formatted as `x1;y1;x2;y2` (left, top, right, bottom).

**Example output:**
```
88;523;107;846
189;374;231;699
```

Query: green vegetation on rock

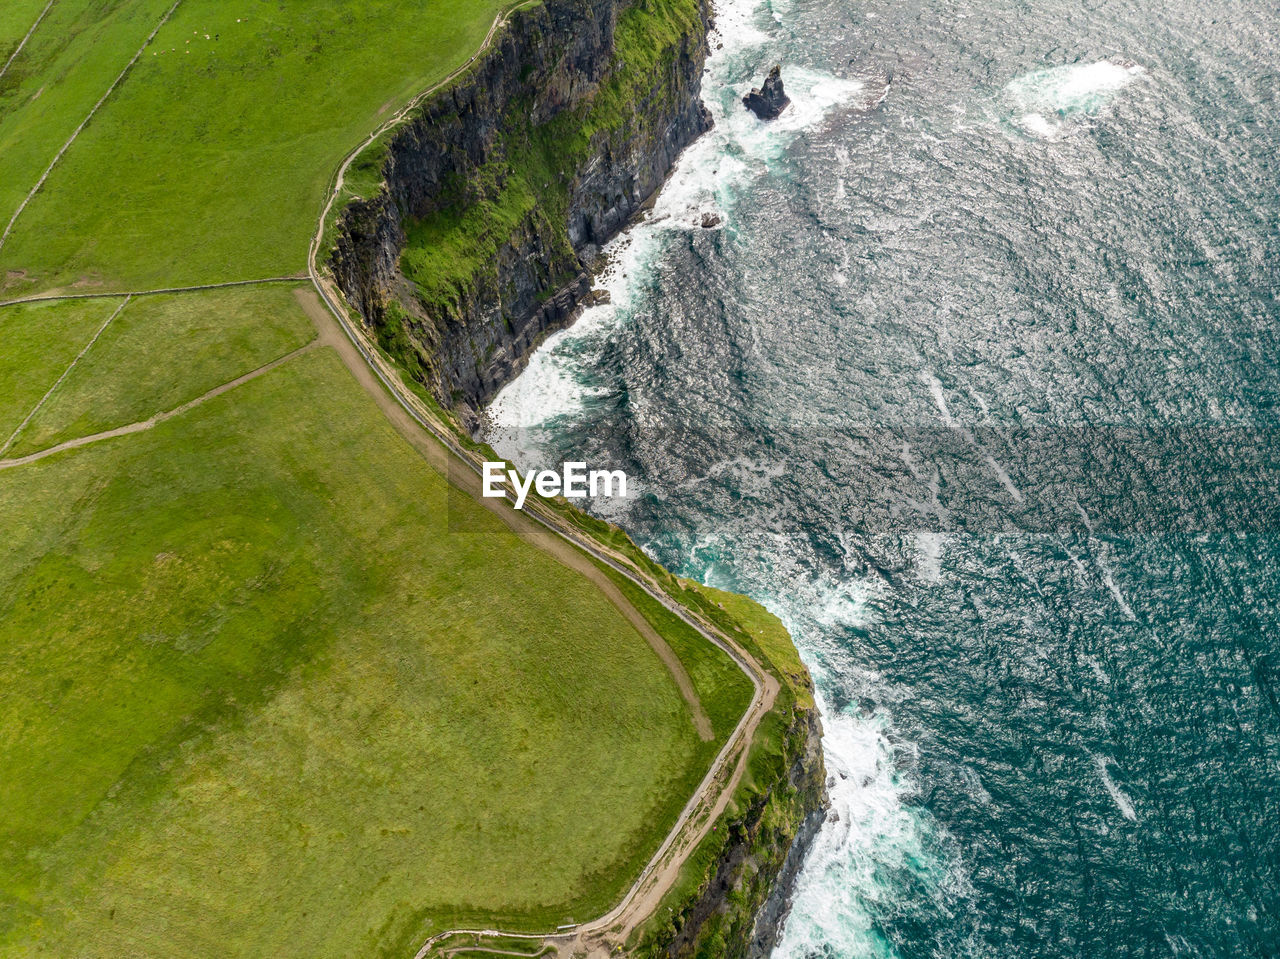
396;0;702;321
629;585;825;959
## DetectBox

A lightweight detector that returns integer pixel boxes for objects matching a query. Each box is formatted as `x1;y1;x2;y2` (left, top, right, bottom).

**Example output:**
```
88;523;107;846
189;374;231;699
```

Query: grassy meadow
0;0;179;236
0;0;763;955
0;0;506;293
6;284;313;455
0;297;122;442
0;333;714;956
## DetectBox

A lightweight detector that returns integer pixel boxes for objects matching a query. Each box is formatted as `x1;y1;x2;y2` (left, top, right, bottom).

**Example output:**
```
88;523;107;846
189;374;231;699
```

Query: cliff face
329;0;712;429
636;702;827;959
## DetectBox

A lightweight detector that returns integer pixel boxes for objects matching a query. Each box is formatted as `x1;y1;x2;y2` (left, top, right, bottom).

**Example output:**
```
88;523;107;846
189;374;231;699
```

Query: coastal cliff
637;710;826;959
324;2;827;954
329;0;712;431
630;588;828;959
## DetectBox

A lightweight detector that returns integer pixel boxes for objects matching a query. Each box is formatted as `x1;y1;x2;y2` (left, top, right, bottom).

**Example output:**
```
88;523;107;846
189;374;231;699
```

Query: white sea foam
1092;753;1138;822
487;0;873;454
1075;499;1096;534
810;576;878;630
1018;112;1061;138
1094;542;1138;621
914;530;946;583
1006;58;1145;138
1100;565;1137;621
1086;655;1111;686
767;0;793;24
642;62;866;236
922;371;956;426
697;546;959;958
923;372;1025;503
983;452;1025;503
832;247;849;286
774;701;946;959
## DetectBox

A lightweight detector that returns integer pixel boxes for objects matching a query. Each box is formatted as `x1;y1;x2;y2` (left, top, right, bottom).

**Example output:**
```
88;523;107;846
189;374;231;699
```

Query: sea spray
1004;58;1145;138
771;704;948;959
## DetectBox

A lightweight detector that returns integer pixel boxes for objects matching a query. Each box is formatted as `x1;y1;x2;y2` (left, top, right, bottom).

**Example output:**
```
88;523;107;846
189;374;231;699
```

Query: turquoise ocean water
488;1;1280;955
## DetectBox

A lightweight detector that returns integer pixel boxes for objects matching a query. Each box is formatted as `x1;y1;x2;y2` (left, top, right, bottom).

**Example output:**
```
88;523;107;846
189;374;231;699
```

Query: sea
485;0;1280;955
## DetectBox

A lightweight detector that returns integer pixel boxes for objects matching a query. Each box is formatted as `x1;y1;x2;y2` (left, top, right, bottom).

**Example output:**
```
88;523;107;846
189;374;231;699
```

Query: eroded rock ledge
636;702;828;959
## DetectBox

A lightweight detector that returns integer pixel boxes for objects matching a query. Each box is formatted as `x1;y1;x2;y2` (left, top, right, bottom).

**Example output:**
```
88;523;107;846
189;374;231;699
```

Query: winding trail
304;8;779;955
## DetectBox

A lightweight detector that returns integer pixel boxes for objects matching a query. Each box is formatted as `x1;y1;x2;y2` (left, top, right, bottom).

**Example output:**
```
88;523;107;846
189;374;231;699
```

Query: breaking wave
1005;58;1145;138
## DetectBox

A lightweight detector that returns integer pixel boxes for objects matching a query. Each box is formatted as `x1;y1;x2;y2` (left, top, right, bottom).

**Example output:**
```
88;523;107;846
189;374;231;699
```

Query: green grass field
6;284;314;455
0;0;178;239
601;566;755;742
0;297;122;443
0;0;507;293
0;1;764;955
0;330;719;956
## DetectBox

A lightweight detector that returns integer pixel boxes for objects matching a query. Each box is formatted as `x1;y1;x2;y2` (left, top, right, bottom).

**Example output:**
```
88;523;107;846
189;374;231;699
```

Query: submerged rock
743;64;791;119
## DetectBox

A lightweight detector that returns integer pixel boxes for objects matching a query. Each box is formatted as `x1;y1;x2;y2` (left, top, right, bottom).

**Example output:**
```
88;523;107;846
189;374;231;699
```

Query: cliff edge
329;0;712;432
628;586;826;959
322;2;827;954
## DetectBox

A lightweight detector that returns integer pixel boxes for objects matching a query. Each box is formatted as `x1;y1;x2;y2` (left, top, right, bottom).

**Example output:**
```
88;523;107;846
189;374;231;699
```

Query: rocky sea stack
743;64;791;119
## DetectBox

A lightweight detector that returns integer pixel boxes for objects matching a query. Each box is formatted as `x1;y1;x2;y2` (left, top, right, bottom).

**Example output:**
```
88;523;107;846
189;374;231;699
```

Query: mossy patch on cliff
398;0;704;309
402;161;573;317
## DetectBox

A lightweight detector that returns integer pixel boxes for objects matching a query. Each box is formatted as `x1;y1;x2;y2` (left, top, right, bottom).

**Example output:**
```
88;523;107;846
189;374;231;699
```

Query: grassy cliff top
0;0;508;293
